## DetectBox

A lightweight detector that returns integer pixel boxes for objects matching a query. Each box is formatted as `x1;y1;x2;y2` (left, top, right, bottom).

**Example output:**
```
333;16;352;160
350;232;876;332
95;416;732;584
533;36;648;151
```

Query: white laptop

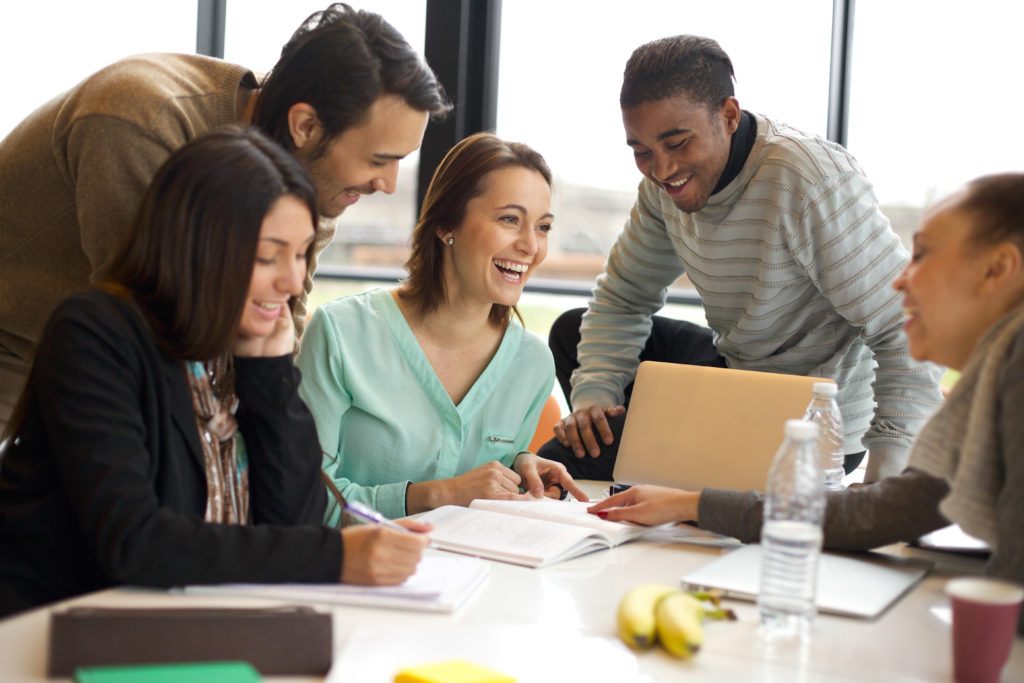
613;362;831;492
680;544;932;619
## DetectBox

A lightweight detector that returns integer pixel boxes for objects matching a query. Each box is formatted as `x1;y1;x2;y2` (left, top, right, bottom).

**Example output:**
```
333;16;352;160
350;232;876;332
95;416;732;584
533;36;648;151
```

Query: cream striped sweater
572;114;944;476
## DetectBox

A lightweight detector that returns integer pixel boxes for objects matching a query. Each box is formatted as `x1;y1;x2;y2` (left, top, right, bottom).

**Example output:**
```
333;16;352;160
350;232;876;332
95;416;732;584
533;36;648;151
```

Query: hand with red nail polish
586;484;700;526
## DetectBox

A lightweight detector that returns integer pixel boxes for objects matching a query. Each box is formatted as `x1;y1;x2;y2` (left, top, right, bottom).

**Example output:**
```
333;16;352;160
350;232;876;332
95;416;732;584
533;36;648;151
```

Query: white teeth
494;259;529;273
257;302;281;310
668;177;690;187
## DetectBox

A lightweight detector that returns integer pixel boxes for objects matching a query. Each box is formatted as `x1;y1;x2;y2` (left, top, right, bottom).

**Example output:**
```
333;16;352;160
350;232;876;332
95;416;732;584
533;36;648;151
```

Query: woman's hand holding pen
339;518;432;585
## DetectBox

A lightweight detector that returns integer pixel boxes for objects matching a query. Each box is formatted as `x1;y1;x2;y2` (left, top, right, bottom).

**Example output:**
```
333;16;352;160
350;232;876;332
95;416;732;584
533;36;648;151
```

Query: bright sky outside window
847;0;1024;207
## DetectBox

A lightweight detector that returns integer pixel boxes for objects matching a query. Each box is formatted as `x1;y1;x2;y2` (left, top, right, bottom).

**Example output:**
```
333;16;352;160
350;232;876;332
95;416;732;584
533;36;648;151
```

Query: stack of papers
183;553;489;614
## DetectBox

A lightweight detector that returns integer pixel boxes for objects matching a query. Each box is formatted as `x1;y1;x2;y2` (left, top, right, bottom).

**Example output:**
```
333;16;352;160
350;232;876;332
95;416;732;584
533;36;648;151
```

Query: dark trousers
537;308;865;480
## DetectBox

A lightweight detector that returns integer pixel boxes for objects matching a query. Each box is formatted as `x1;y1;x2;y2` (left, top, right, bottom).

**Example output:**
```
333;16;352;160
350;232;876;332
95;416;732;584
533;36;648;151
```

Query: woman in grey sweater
589;173;1024;629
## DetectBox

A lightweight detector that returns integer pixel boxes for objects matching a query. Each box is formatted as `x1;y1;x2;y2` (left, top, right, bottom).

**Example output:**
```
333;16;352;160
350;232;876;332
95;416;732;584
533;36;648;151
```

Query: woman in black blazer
0;127;429;618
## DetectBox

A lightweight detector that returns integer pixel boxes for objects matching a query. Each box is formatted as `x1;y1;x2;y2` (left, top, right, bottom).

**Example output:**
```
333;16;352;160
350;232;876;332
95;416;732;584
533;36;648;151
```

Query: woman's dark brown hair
400;132;552;326
958;173;1024;253
101;125;318;360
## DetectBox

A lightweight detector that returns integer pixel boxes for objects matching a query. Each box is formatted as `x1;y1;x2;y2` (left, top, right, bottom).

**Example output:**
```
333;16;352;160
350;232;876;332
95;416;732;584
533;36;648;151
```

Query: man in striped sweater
543;35;943;484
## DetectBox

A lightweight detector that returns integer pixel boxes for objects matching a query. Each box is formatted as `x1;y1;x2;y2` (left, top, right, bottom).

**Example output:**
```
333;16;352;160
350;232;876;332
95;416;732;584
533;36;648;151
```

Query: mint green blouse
296;289;555;523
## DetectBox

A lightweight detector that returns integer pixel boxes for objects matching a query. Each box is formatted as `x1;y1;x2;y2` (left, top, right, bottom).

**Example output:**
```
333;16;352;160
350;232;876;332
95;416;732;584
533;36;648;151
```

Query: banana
616;584;738;657
616;583;679;649
655;591;705;659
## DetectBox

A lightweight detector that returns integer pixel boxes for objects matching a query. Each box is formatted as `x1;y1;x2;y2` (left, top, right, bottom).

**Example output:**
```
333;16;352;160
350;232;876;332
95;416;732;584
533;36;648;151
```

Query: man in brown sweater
0;4;450;431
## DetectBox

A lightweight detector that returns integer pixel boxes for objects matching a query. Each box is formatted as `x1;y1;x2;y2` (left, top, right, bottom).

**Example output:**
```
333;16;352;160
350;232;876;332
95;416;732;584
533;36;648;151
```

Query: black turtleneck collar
711;109;756;196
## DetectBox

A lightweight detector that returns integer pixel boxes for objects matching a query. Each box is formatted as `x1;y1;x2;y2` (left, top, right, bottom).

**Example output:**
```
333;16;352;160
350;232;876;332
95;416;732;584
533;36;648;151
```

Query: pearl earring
446;237;454;245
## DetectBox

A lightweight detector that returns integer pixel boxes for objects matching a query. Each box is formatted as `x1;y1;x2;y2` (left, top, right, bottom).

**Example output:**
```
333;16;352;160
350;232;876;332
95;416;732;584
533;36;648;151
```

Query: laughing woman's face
893;197;1005;371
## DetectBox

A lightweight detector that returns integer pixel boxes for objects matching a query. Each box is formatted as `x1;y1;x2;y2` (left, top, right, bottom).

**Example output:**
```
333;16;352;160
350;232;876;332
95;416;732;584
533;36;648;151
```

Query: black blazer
0;291;340;617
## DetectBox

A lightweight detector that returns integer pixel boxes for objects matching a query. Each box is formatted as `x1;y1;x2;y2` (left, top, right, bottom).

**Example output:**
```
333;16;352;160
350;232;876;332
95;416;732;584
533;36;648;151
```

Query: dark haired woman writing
0;126;428;618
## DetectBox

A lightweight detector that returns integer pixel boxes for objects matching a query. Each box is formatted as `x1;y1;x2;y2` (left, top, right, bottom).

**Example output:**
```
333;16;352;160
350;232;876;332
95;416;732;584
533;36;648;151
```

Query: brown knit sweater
0;53;333;362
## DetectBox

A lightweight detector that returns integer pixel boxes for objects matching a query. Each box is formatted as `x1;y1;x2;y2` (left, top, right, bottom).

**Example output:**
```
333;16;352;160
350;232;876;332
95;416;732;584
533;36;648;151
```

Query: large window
0;2;196;140
496;1;833;290
6;2;1021;327
846;1;1024;247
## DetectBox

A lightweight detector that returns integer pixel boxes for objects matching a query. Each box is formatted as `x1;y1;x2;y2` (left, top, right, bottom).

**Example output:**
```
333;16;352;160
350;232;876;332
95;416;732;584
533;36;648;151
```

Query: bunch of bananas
616;583;737;659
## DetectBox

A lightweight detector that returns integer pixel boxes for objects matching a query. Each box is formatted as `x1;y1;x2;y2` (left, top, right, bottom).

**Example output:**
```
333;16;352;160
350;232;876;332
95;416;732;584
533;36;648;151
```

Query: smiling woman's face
893;197;1001;371
442;166;553;310
236;195;315;341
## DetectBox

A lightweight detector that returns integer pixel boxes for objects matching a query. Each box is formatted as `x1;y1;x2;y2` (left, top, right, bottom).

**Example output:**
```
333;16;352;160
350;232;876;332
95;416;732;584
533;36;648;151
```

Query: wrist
677;490;701;523
406;479;447;514
862;444;907;483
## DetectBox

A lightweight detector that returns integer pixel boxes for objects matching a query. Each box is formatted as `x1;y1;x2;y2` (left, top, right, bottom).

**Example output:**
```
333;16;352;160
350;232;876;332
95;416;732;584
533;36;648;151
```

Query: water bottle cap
784;418;818;441
812;381;838;397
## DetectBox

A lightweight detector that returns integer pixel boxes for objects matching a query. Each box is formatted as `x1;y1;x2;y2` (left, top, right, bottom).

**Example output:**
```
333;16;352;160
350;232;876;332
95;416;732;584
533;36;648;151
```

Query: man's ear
720;96;741;135
981;242;1023;293
287;103;321;154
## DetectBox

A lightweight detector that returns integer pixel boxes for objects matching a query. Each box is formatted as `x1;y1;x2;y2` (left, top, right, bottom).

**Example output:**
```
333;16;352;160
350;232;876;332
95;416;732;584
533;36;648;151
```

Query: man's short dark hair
254;3;450;155
620;35;735;112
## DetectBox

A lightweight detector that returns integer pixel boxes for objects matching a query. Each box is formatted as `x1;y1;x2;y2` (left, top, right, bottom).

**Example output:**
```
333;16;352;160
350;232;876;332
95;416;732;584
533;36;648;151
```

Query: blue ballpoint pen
343;500;435;546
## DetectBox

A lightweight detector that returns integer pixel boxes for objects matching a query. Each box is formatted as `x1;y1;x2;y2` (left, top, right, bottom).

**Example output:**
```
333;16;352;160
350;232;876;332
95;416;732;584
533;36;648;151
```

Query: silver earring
446;237;454;245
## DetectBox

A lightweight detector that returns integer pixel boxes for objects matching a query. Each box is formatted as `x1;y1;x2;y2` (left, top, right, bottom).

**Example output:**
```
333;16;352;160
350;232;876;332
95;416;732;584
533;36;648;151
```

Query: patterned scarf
908;301;1024;548
184;356;249;524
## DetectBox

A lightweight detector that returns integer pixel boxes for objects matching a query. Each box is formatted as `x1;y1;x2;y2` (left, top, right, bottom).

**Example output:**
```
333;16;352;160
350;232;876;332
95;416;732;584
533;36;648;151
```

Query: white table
1;483;1021;682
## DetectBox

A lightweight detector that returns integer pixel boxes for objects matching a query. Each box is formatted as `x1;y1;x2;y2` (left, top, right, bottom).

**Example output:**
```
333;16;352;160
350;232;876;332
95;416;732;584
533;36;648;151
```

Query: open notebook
416;498;671;568
614;362;829;491
680;544;932;619
183;553;488;614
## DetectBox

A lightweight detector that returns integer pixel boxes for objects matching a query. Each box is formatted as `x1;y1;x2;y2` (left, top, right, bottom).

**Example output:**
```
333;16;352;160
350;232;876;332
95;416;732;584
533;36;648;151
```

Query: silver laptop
613;362;830;492
680;544;932;619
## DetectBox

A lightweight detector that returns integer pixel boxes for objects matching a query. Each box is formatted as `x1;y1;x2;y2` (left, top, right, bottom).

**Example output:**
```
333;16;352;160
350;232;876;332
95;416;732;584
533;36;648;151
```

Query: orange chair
528;394;562;453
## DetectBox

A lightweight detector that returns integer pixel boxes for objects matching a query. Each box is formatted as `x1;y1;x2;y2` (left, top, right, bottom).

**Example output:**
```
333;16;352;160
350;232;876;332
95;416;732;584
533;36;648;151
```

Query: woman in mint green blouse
297;133;587;523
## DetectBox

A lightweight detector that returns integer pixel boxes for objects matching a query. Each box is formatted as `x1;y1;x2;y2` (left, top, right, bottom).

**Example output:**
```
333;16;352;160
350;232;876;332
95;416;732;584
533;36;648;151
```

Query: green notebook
74;661;261;683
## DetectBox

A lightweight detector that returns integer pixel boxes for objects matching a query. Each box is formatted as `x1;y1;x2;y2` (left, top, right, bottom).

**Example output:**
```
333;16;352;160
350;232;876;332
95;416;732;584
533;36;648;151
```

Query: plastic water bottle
758;419;825;636
803;382;845;490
